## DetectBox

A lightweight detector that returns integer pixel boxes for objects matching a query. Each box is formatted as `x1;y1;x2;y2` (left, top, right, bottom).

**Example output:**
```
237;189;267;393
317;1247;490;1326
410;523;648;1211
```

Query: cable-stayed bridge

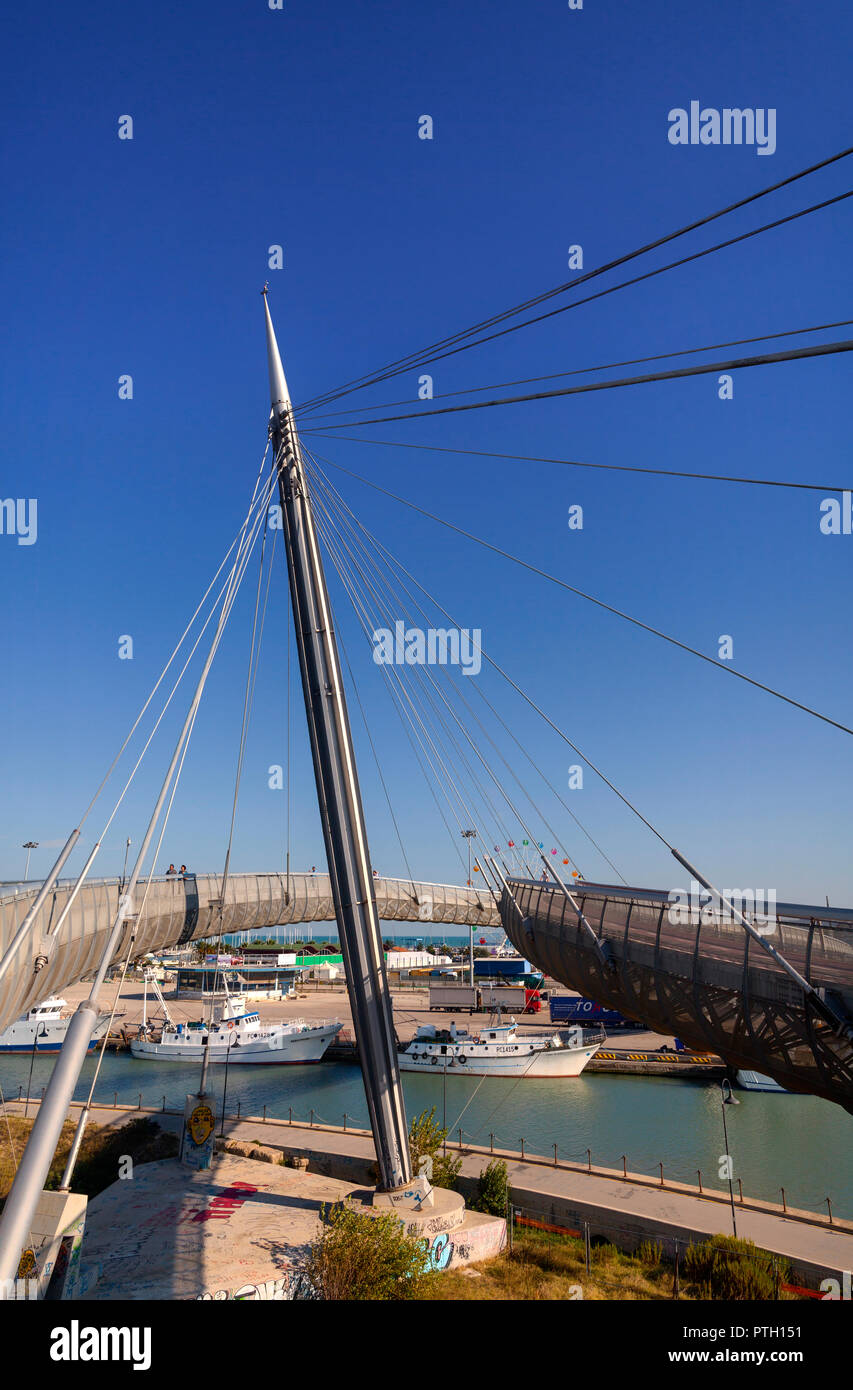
3;148;853;1283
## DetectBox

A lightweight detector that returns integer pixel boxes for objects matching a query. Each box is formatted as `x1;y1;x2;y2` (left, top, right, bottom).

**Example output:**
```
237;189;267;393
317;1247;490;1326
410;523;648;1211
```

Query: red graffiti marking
186;1182;259;1224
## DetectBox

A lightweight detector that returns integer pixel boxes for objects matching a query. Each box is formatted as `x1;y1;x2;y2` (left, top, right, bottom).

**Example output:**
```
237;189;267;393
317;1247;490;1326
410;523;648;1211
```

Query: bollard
826;1197;833;1225
113;1092;117;1109
780;1187;787;1213
659;1162;664;1187
520;1138;525;1160
162;1095;166;1113
697;1170;702;1193
622;1155;627;1179
554;1143;558;1166
310;1109;314;1128
489;1133;494;1153
17;1086;21;1101
587;1149;591;1173
289;1107;292;1126
458;1128;462;1150
237;1101;241;1119
343;1113;347;1132
263;1105;266;1122
138;1093;142;1110
737;1177;743;1204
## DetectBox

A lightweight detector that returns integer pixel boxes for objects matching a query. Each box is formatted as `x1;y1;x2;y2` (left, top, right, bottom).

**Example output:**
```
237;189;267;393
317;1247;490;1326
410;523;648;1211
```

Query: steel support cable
15;466;278;1204
205;515;279;1043
301;316;853;424
299;431;852;496
93;468;280;968
0;465;279;995
315;494;539;918
317;515;521;883
311;455;853;739
310;471;536;858
78;442;273;827
307;453;619;880
315;477;596;936
312;512;481;888
310;474;569;923
306;457;628;885
312;485;528;863
312;507;505;891
335;623;421;905
305;336;853;433
308;457;597;883
313;504;510;862
298;183;853;416
312;471;853;1032
296;147;853;414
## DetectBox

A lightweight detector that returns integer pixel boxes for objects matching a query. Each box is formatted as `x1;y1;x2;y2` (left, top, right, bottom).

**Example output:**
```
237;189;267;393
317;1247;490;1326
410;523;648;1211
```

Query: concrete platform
77;1154;505;1300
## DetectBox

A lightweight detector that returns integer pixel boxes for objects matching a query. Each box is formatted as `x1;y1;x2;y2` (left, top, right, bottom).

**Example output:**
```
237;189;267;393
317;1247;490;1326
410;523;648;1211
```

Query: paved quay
5;1097;849;1290
59;977;682;1052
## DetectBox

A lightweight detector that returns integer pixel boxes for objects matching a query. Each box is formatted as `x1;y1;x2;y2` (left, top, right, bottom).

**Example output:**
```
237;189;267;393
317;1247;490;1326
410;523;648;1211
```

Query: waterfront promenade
4;1096;849;1290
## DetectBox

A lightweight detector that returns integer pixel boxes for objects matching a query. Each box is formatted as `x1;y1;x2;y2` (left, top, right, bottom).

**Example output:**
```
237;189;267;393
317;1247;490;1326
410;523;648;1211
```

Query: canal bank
4;1098;849;1292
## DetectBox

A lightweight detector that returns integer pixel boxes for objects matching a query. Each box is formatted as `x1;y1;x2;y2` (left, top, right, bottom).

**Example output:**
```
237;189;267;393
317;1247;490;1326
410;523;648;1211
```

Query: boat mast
263;292;412;1191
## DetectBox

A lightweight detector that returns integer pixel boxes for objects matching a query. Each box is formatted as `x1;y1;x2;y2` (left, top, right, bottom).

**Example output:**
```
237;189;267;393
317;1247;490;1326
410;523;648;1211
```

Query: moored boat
129;972;341;1065
0;997;111;1053
398;1017;602;1078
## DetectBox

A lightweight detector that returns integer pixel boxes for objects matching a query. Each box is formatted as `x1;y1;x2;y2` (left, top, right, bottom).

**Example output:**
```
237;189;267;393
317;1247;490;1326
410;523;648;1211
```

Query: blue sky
1;0;850;904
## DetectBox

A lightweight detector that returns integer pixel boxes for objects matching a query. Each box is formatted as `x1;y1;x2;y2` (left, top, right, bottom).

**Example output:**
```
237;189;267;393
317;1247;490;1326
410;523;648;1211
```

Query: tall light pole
264;292;411;1192
22;842;38;879
461;830;477;986
720;1077;740;1237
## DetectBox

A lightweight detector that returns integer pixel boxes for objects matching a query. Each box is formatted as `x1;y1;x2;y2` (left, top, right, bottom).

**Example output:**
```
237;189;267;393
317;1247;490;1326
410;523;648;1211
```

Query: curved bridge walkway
502;878;853;1112
0;872;499;1034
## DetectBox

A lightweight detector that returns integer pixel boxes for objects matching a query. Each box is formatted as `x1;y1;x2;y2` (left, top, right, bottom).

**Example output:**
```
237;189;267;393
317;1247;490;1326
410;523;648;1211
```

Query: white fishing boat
0;997;111;1054
130;972;341;1065
398;1017;602;1078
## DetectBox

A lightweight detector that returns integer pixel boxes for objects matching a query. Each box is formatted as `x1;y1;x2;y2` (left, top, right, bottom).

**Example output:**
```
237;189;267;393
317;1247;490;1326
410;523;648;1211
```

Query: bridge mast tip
263;287;291;414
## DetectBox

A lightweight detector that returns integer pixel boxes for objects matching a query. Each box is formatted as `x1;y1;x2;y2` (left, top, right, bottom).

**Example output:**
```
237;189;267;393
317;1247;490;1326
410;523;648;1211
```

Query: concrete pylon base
77;1154;505;1299
351;1184;467;1237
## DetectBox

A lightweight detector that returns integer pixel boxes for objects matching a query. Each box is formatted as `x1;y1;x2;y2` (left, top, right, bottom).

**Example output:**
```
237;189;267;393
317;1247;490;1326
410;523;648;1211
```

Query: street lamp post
720;1077;740;1238
22;842;38;879
461;830;477;986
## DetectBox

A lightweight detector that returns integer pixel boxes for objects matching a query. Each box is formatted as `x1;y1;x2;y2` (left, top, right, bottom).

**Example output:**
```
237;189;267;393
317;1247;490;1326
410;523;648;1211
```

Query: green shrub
305;1201;438;1300
469;1159;510;1216
682;1234;787;1300
408;1108;461;1189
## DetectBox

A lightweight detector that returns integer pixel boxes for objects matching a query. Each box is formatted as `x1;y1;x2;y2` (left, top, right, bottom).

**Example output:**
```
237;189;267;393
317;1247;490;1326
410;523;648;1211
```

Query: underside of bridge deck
502;878;853;1112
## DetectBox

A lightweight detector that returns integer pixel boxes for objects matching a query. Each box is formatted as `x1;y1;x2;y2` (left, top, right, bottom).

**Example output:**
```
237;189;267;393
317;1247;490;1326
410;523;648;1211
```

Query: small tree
469;1158;510;1216
305;1202;437;1300
408;1107;461;1190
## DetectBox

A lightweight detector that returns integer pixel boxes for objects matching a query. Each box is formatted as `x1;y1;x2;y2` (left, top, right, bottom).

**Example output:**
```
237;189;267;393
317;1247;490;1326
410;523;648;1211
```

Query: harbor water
2;1048;849;1219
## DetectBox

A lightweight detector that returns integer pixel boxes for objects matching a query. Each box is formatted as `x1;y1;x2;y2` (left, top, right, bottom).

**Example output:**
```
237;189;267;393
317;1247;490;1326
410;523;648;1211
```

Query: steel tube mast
264;292;411;1191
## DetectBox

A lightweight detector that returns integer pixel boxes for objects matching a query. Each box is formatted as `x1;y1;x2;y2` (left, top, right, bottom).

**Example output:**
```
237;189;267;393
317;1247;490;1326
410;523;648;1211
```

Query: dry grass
426;1228;700;1301
0;1114;177;1209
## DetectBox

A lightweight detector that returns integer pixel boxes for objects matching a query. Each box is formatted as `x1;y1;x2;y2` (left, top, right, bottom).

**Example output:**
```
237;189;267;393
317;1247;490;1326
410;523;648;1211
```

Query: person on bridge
165;863;177;876
179;864;189;877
